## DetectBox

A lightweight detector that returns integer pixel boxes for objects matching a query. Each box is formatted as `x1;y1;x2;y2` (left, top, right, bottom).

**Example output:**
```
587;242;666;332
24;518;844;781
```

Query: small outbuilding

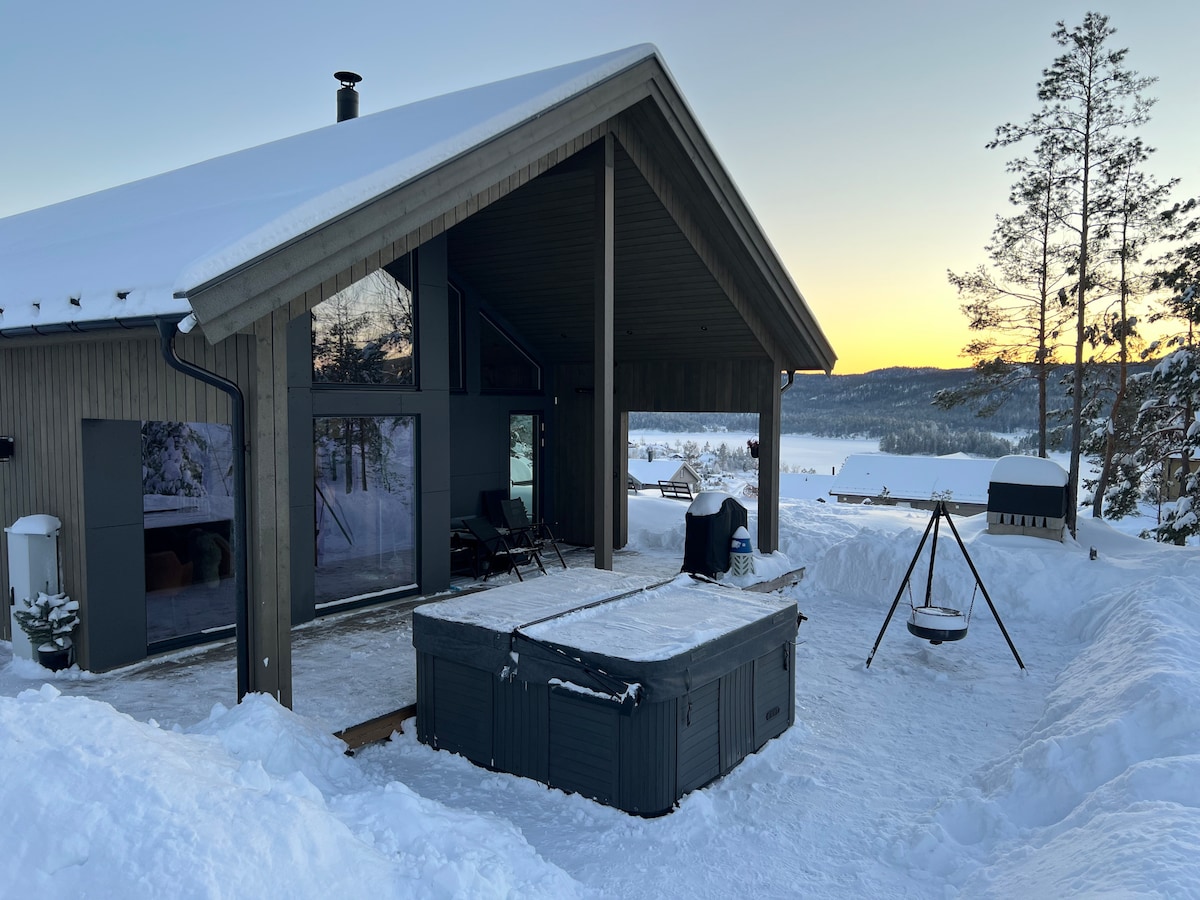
627;458;701;493
986;455;1069;541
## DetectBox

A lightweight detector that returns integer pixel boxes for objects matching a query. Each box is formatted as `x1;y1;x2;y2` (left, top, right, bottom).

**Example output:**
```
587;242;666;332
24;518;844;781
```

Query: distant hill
628;366;1058;442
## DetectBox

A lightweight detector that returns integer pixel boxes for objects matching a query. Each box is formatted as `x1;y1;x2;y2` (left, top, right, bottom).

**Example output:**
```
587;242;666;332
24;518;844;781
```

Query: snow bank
0;689;577;898
3;490;1200;897
904;574;1200;897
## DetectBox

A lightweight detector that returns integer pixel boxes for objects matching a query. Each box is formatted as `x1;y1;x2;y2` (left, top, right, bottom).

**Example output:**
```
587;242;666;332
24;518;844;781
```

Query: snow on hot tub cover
413;570;797;704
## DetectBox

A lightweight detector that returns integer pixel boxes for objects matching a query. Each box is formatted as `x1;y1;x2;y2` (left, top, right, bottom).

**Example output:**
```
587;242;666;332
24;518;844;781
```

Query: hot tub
413;569;799;816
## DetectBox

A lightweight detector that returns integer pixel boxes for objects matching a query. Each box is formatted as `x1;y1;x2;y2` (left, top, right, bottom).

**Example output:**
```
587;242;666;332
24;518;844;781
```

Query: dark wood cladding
448;140;765;367
0;330;251;642
616;358;775;413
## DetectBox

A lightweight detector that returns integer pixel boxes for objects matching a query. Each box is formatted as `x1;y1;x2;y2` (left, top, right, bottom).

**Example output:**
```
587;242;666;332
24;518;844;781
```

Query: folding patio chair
498;498;567;569
461;516;546;581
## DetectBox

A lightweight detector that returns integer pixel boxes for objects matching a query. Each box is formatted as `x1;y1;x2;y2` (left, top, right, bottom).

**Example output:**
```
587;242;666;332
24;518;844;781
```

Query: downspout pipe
156;317;251;702
781;370;796;394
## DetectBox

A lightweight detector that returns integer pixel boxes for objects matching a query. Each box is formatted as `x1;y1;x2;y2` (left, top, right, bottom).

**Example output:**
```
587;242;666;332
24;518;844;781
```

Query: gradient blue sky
2;1;1197;373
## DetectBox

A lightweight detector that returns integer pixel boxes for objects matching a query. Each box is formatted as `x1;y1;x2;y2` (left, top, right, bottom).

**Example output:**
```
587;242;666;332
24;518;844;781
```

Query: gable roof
0;46;650;333
0;46;835;371
627;458;700;487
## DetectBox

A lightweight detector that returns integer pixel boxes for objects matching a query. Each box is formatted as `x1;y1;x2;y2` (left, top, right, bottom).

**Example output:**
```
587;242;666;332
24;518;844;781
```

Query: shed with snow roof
986;455;1069;541
0;46;835;700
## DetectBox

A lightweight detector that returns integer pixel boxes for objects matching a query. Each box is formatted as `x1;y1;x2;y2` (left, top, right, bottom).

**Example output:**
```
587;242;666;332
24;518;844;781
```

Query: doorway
509;413;541;518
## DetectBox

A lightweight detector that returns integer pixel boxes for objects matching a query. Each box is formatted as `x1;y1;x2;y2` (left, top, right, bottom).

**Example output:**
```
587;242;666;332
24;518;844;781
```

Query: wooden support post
758;363;782;553
249;309;293;707
594;134;615;570
615;410;629;550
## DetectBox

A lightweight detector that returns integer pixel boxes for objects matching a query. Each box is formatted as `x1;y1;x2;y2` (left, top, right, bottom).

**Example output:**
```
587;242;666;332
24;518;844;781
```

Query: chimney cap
334;71;362;88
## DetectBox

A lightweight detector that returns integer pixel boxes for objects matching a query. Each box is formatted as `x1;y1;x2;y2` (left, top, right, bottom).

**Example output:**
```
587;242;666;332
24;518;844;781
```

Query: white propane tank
730;526;753;577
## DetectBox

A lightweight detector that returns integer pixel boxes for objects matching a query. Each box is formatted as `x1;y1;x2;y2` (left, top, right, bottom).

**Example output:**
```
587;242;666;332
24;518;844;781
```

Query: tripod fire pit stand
865;500;1025;671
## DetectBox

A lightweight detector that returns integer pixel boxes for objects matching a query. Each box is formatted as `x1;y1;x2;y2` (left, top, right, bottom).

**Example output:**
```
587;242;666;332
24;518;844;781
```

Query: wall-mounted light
0;437;13;462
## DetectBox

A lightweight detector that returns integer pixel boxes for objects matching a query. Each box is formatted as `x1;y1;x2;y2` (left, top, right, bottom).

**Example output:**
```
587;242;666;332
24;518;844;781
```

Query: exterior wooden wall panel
0;330;248;647
615;359;772;413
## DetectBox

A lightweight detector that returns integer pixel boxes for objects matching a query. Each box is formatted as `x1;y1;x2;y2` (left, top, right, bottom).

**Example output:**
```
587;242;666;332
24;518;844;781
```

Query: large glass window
313;415;417;606
312;266;416;386
480;313;541;393
142;421;235;646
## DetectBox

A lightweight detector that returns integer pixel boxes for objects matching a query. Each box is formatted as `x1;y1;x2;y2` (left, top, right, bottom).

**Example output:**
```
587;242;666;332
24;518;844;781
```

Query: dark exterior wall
81;419;146;670
0;330;251;666
551;364;595;545
446;273;552;526
615;359;774;413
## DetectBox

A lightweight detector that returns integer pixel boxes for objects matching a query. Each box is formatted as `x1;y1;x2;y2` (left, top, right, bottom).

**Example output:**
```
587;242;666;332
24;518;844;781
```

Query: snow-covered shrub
14;591;79;651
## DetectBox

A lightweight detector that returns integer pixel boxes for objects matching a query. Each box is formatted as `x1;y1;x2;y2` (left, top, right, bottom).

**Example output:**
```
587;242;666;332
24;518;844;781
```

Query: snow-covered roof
0;46;657;333
627;458;698;486
990;454;1069;487
830;453;997;505
779;472;835;501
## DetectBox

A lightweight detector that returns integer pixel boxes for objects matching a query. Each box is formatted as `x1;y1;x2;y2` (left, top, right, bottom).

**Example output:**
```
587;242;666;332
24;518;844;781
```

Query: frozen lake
629;430;879;475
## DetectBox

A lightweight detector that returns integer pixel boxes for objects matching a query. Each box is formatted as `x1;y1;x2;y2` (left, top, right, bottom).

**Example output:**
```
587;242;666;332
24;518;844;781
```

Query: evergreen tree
1088;141;1172;516
1130;197;1200;541
937;142;1074;456
988;12;1156;534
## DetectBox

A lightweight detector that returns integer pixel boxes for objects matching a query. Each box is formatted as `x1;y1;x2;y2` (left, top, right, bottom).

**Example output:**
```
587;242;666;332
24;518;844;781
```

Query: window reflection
141;421;235;646
312;267;416;385
314;415;417;605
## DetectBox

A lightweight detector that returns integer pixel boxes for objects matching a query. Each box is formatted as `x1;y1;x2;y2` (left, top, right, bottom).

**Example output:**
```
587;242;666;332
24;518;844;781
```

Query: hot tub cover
413;569;797;704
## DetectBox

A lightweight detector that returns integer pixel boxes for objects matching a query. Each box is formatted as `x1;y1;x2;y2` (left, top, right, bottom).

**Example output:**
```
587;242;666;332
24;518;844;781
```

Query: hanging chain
966;582;979;625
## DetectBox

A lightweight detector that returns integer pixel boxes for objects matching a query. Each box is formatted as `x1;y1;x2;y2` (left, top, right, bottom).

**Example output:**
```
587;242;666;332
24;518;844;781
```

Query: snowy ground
2;493;1198;898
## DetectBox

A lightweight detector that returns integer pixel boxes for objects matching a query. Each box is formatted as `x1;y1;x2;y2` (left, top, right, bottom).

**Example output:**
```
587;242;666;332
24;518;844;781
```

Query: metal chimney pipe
334;71;362;122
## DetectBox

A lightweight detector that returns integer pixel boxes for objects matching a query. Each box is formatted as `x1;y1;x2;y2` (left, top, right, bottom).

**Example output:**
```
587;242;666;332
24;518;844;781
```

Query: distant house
830;454;995;515
0;45;835;700
1164;455;1195;501
627;458;701;492
779;472;835;502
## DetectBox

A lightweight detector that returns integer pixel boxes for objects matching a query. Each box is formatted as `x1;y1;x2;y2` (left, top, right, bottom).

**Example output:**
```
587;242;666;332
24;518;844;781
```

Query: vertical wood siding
0;330;252;641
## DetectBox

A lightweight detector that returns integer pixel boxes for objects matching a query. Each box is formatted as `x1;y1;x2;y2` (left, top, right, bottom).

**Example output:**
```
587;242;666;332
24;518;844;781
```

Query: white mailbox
6;515;62;660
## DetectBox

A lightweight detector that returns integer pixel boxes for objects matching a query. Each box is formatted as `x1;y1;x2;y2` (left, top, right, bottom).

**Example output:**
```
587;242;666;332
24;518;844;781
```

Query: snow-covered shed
0;46;835;699
986;455;1069;541
830;454;995;515
627;458;701;492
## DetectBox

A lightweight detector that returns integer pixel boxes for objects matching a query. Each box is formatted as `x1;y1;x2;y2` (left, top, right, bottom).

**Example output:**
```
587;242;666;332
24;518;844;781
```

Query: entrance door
509;413;541;517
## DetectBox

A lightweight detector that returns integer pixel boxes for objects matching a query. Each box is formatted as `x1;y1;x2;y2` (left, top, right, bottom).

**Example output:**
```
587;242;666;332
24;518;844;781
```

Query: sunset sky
2;1;1197;374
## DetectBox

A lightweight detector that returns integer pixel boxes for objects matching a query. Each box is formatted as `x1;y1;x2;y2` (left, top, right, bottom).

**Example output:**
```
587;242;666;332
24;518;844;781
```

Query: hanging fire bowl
907;606;968;645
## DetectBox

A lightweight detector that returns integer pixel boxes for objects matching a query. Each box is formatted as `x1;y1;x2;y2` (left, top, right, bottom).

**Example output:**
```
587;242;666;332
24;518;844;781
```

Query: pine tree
1088;141;1173;516
1130;197;1200;541
989;13;1156;534
938;143;1074;456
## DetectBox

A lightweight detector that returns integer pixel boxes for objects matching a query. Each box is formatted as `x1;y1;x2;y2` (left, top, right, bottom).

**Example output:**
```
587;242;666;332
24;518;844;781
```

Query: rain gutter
156;317;251;702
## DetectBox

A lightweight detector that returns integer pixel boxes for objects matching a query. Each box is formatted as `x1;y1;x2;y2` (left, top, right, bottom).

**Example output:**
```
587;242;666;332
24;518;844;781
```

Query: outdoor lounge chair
499;498;567;569
461;516;546;581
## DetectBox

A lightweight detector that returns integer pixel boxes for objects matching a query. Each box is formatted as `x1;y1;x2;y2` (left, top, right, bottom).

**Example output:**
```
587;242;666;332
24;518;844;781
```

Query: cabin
0;45;835;704
626;459;701;493
830;454;994;516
